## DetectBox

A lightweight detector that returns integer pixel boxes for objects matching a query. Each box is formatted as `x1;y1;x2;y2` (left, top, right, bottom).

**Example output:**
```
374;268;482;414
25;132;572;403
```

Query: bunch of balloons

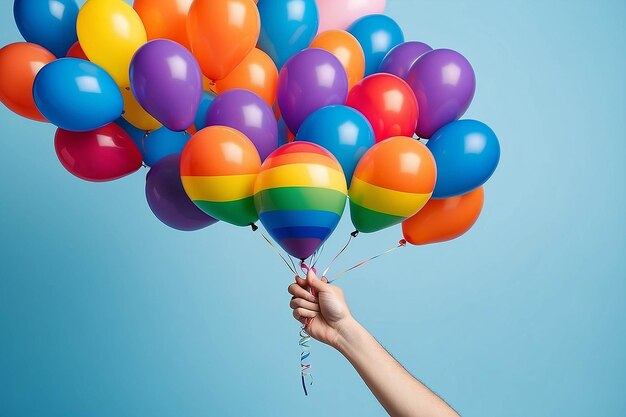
1;0;500;262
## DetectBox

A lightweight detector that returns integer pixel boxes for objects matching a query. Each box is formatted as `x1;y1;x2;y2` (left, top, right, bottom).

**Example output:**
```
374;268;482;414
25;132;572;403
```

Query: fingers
295;275;307;288
288;283;316;303
290;297;320;312
293;307;317;319
292;310;306;325
307;269;330;293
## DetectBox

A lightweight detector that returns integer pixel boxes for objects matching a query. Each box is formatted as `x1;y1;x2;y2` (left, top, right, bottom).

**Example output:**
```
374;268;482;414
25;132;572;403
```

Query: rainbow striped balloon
254;142;348;260
349;136;437;233
181;126;261;227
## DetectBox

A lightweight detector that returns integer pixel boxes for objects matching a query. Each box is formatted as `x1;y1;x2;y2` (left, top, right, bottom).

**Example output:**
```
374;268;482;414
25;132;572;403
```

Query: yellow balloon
77;0;147;87
121;88;162;131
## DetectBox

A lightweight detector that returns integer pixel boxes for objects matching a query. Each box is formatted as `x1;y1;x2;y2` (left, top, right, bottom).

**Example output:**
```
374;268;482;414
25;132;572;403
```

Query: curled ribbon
299;261;317;396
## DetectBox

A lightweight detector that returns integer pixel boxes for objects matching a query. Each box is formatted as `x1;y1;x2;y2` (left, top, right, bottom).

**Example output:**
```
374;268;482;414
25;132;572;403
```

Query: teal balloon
257;0;319;69
14;0;79;57
295;105;375;185
348;14;404;76
143;128;191;167
194;91;216;131
427;120;501;198
33;58;123;132
278;117;291;146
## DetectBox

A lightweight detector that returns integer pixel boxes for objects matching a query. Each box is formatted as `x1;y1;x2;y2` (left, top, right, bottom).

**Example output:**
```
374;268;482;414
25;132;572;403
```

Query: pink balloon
316;0;386;33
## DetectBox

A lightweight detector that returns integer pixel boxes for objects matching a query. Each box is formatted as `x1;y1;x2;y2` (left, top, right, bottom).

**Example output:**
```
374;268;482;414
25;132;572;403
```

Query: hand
288;269;354;348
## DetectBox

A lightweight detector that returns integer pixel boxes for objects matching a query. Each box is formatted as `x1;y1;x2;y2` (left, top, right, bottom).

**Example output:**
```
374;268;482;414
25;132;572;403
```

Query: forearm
335;318;459;417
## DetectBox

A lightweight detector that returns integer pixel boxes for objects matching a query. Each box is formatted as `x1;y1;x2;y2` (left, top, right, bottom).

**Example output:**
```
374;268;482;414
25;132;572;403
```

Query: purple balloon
204;89;278;161
146;154;217;231
277;48;348;134
130;39;202;132
406;49;476;139
379;41;433;79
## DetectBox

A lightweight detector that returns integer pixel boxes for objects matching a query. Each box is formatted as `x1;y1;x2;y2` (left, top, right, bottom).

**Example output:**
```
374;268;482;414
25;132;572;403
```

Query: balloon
316;0;386;33
54;123;142;182
194;91;217;131
77;0;147;87
215;48;278;107
277;48;348;134
254;142;347;260
406;49;476;138
310;30;365;90
143;128;191;167
295;105;374;185
66;41;88;60
134;0;193;50
278;117;295;146
130;40;202;132
257;0;319;69
402;187;484;245
379;41;433;80
187;0;260;81
13;0;79;57
180;126;261;227
347;14;403;76
427;120;500;198
33;58;123;131
121;88;162;131
349;136;436;233
146;154;218;231
346;73;418;143
204;89;278;161
0;42;55;122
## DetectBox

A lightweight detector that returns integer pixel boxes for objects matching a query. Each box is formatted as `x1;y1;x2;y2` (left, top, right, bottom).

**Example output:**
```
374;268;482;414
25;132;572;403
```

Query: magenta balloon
130;39;202;132
204;89;278;161
277;48;348;134
379;41;433;80
406;49;476;139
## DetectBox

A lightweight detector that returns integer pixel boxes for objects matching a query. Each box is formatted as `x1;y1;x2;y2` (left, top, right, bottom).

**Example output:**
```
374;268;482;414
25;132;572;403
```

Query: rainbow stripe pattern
349;136;437;233
181;126;261;227
254;142;348;260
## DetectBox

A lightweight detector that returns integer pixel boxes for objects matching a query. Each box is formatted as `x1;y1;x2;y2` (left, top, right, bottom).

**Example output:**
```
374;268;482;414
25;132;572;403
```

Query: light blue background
1;1;624;416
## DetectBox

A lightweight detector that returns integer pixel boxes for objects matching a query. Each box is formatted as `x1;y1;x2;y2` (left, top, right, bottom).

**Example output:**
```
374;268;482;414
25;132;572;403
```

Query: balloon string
327;239;407;284
322;230;359;278
259;232;297;275
311;243;325;268
298;261;317;396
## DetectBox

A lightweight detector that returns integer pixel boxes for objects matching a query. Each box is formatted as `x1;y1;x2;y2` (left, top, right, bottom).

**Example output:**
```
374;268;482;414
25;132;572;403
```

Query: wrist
332;316;364;353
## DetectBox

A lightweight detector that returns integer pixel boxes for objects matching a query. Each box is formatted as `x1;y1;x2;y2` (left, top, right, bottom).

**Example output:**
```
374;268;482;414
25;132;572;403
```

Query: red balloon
54;123;143;182
346;73;419;142
66;41;89;60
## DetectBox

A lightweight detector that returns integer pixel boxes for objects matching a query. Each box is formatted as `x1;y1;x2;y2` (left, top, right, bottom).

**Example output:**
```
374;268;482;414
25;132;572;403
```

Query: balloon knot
399;239;407;247
250;223;259;232
351;230;360;238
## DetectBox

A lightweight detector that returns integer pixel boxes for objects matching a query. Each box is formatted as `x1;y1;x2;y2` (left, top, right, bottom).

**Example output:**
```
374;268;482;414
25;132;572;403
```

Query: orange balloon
187;0;260;81
215;48;278;106
310;29;365;90
66;42;89;60
402;187;484;246
0;42;55;122
134;0;193;50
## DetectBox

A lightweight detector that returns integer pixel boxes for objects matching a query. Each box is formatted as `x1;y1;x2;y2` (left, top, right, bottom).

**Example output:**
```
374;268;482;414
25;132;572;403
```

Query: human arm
288;270;460;417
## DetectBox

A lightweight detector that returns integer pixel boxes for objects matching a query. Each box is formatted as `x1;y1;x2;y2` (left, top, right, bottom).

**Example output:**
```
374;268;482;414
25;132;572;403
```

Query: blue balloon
115;117;146;151
427;120;501;198
14;0;79;57
194;91;217;131
257;0;319;69
348;14;404;76
33;58;123;131
143;128;191;167
296;105;375;185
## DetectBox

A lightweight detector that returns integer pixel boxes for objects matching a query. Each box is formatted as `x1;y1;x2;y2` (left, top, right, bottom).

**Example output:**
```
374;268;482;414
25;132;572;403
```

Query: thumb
307;269;329;293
